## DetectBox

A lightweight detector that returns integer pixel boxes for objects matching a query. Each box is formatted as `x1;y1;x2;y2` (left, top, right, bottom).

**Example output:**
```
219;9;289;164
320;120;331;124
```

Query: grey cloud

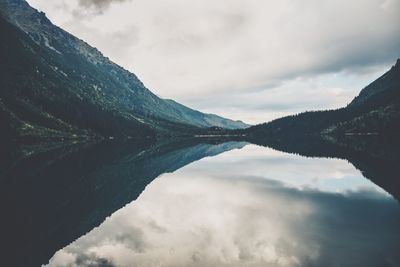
114;226;147;252
74;253;115;267
76;0;131;15
61;21;140;63
27;0;400;123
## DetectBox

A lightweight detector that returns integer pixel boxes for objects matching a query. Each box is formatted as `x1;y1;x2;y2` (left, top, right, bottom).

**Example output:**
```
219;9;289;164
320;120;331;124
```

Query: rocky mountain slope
0;0;248;142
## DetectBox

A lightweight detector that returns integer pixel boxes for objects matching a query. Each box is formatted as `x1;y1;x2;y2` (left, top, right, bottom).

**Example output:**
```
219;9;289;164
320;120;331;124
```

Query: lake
31;141;400;267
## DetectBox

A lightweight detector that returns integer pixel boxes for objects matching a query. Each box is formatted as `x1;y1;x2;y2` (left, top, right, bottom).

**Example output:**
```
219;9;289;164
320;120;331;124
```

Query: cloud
175;67;389;123
48;251;115;267
26;0;400;123
76;0;131;15
75;253;115;267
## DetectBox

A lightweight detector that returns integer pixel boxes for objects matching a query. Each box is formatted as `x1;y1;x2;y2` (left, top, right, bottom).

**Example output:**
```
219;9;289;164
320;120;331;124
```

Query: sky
27;0;400;124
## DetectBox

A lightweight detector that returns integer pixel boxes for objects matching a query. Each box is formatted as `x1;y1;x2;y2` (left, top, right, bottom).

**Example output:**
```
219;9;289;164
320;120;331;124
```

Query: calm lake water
44;143;400;267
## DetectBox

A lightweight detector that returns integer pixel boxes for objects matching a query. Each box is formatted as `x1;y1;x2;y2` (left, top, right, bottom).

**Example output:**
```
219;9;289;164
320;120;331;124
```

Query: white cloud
27;0;400;123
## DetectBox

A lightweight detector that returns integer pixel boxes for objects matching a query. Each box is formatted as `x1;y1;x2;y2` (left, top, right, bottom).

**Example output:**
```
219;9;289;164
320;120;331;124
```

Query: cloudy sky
27;0;400;124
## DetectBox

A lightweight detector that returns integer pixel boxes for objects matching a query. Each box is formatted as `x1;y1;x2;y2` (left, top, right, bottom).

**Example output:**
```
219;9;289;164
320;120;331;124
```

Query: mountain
164;99;248;129
0;0;248;143
245;59;400;137
350;60;400;106
333;59;400;134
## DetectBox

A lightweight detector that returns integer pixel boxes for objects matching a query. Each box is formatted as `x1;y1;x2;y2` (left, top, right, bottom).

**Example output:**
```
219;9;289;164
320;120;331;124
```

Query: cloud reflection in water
46;145;400;267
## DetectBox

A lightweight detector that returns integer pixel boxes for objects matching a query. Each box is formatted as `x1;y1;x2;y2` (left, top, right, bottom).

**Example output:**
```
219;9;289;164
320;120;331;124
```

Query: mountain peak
349;58;400;106
394;58;400;68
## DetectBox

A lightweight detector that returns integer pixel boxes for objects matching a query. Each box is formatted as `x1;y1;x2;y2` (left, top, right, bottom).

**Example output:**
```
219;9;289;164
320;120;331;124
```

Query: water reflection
46;145;400;267
0;139;246;267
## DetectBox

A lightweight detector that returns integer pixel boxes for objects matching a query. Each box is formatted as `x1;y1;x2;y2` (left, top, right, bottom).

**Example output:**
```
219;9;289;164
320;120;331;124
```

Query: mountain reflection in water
0;137;399;267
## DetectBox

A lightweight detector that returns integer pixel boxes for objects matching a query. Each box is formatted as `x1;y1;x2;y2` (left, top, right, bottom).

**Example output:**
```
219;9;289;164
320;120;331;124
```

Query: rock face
245;59;400;137
0;0;248;142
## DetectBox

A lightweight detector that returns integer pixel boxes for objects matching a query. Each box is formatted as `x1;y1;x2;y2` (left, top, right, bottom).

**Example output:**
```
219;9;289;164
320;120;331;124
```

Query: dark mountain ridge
245;59;400;137
0;0;248;144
